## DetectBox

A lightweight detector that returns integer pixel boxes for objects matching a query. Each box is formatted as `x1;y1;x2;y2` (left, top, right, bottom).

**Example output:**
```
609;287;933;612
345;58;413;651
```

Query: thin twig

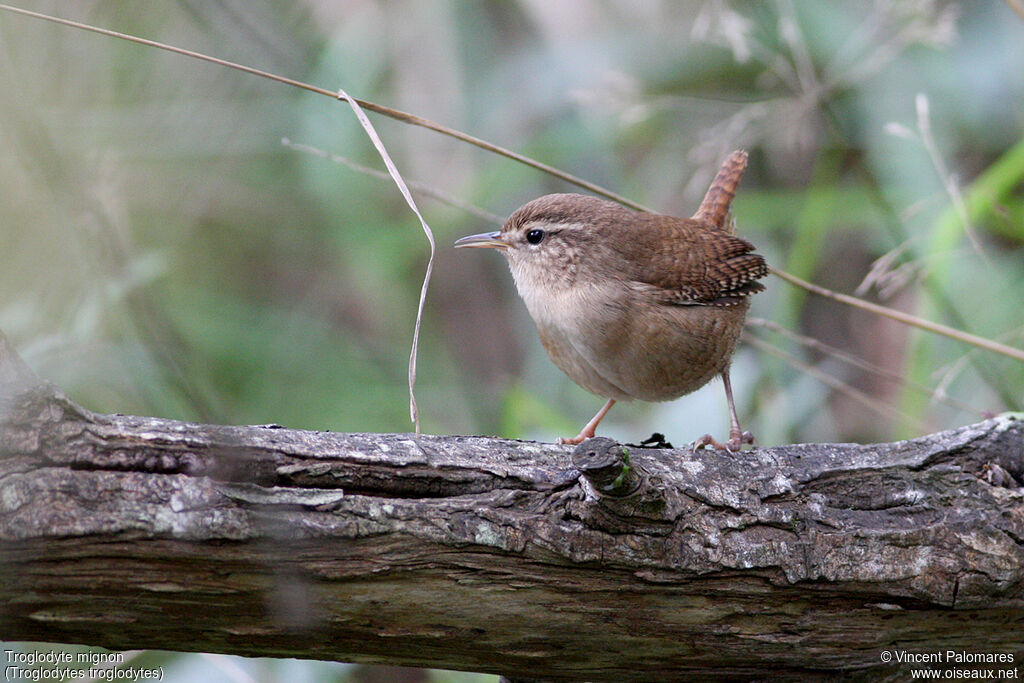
777;0;819;95
280;139;506;225
746;317;988;418
745;334;930;431
0;3;648;212
914;93;987;259
932;352;974;410
769;266;1024;363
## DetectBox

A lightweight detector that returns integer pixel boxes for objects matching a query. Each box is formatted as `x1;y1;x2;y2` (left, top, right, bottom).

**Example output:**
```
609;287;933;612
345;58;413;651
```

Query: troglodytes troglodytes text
455;150;768;450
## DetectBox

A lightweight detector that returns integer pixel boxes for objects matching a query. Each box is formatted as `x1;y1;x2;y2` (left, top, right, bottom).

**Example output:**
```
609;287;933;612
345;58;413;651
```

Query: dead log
2;331;1022;681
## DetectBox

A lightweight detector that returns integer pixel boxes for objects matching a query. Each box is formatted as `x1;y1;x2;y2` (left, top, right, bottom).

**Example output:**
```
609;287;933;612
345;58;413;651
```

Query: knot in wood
571;437;642;497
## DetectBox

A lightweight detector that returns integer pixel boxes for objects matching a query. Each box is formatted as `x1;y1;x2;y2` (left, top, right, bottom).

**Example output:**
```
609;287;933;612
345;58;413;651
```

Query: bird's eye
526;229;545;244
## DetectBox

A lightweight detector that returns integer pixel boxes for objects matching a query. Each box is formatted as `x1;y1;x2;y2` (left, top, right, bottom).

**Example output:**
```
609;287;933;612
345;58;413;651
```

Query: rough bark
1;331;1023;682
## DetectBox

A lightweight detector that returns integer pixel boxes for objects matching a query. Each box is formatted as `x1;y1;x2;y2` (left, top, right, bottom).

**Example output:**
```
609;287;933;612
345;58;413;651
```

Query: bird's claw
693;430;755;453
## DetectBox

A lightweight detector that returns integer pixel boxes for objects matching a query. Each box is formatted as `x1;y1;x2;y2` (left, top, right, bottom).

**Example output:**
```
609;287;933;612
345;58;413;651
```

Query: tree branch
1;331;1022;681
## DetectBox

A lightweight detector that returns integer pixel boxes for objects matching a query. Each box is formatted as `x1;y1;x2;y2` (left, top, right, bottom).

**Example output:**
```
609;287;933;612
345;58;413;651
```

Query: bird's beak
454;230;509;250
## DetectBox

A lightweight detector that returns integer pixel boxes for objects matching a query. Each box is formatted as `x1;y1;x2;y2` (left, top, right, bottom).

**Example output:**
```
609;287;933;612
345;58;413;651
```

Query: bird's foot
557;398;616;445
693;430;755;453
557;431;591;446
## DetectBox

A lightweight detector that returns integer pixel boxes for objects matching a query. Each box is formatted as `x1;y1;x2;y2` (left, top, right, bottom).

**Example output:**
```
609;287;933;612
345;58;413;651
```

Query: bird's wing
620;215;768;307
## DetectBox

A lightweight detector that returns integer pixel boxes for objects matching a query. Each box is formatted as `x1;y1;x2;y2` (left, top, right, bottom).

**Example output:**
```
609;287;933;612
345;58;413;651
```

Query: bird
455;150;767;450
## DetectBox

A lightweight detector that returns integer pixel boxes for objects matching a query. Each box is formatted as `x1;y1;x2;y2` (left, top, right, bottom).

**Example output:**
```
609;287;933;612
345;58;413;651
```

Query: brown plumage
455;150;767;449
693;148;748;227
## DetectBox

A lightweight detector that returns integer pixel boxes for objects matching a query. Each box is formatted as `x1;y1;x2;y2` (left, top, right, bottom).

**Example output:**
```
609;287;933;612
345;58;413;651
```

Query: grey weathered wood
1;331;1023;681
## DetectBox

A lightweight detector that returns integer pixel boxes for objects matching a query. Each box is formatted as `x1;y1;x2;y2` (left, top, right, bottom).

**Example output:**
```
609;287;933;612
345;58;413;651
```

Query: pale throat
507;253;618;340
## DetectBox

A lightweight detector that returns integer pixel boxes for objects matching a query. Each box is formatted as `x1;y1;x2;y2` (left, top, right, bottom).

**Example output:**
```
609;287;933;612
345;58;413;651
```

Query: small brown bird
455;150;767;450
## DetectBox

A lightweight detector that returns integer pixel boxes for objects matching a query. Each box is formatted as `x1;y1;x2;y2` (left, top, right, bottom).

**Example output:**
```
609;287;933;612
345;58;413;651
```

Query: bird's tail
693;150;748;234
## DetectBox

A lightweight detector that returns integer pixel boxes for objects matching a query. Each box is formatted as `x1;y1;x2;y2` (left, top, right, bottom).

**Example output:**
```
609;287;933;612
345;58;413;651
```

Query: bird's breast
512;272;749;402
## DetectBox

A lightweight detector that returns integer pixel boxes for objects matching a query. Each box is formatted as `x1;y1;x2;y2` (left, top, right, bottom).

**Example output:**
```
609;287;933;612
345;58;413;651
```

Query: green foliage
1;1;1021;462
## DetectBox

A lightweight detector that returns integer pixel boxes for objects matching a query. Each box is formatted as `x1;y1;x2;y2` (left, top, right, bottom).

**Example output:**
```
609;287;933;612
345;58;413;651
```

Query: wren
455;150;767;450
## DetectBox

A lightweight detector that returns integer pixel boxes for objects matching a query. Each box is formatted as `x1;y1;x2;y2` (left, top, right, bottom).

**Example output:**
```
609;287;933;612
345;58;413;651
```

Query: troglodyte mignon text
455;150;767;450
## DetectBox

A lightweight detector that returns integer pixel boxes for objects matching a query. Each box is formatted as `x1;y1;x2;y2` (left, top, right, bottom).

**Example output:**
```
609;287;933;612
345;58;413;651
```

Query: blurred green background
1;0;1022;680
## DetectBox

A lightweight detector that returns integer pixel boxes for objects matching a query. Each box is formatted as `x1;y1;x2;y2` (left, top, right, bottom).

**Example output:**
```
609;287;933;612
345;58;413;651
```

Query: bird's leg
722;368;756;449
694;368;754;452
558;398;616;445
